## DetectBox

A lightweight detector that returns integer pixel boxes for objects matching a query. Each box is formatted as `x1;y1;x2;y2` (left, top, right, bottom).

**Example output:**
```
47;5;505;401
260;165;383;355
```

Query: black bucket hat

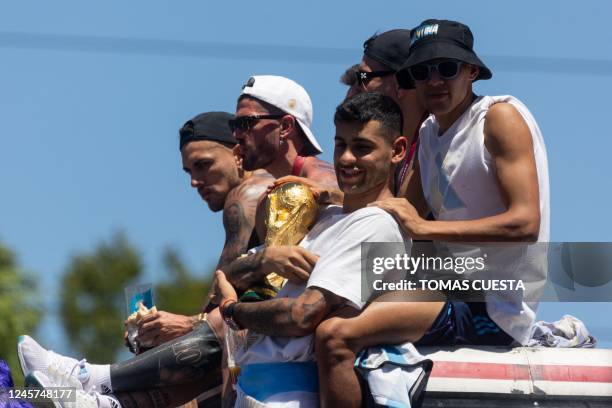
397;19;492;87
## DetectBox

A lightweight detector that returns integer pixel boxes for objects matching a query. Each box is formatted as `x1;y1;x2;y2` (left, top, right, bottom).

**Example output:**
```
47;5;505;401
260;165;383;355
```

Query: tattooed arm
216;171;271;269
220;166;322;291
214;263;343;337
201;171;271;311
223;245;318;292
234;286;346;337
221;250;265;292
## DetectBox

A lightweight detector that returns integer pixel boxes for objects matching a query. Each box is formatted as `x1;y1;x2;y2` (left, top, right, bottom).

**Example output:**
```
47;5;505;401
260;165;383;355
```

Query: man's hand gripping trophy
241;182;318;301
213;182;319;379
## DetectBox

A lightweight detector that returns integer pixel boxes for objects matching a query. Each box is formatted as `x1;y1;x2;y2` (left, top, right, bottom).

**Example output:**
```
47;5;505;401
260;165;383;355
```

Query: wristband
220;299;243;330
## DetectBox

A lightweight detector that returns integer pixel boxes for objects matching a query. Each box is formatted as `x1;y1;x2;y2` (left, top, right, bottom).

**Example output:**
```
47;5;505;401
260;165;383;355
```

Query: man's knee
315;317;361;357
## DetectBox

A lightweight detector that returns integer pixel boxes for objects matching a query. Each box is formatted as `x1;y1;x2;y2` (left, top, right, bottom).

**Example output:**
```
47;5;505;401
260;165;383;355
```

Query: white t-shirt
418;95;550;345
236;206;410;408
234;206;407;406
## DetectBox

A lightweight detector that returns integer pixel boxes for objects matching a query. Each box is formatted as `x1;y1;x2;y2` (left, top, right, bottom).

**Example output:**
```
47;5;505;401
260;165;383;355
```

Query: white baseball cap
240;75;323;155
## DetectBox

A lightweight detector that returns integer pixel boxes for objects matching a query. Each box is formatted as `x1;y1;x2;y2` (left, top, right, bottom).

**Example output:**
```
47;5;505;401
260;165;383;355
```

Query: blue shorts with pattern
414;302;515;346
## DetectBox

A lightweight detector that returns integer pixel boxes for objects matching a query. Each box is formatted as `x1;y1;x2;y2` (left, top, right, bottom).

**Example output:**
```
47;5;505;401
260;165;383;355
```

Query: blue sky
1;0;611;353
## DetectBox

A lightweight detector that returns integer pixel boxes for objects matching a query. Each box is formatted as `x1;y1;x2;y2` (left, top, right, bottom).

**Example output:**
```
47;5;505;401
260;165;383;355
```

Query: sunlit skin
378;59;541;242
233;95;342;215
346;55;426;198
233;97;290;172
212;117;408;408
413;59;479;134
317;51;548;408
334;120;406;213
181;140;242;212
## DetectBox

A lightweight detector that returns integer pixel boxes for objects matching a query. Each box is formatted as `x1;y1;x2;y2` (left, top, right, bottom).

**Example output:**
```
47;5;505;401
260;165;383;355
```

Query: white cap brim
296;118;323;154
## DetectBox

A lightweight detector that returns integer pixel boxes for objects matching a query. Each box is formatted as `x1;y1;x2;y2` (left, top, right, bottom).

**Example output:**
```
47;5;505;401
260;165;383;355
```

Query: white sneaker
17;335;92;390
26;370;120;408
26;370;96;408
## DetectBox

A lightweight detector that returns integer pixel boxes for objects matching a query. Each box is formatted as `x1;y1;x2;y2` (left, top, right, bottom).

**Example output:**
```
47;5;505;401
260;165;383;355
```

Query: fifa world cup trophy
240;182;318;301
227;182;318;380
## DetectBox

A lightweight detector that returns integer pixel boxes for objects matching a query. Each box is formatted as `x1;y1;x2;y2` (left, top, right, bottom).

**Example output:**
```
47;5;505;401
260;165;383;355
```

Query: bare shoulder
303;156;337;184
242;170;275;189
225;170;272;206
228;170;274;199
304;156;334;172
484;102;528;135
484;102;532;154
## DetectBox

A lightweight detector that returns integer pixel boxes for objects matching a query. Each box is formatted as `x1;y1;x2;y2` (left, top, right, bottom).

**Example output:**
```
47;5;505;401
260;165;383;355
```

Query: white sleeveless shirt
418;95;550;344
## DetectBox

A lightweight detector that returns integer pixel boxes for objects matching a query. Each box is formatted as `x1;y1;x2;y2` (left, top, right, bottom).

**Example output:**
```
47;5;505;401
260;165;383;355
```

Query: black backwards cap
363;29;412;72
179;111;236;150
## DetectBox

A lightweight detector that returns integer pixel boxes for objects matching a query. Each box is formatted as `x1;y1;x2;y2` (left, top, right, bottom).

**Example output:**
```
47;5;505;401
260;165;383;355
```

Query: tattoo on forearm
216;181;267;269
234;288;340;337
223;250;265;291
235;297;297;336
298;294;327;328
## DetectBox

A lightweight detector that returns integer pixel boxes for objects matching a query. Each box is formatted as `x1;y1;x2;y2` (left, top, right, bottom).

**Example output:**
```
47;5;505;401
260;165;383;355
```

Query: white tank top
418;95;550;344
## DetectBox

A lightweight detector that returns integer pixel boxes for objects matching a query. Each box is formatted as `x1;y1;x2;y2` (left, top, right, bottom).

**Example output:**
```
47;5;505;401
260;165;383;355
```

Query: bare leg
315;292;444;408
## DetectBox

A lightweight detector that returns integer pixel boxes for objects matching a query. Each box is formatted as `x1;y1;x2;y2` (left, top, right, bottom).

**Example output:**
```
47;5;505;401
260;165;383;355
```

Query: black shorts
414;302;515;347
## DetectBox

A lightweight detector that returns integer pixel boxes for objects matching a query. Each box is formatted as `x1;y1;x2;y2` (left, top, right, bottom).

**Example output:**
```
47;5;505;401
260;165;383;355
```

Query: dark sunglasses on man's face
395;69;415;90
408;60;464;83
354;70;394;87
228;114;284;132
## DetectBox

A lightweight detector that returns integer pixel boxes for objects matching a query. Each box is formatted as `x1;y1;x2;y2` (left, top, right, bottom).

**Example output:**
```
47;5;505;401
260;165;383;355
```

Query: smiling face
180;140;241;212
333;120;399;198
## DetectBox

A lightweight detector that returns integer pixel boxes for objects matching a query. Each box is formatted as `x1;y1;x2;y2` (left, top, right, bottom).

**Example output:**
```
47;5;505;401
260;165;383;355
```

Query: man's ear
391;135;408;164
279;115;296;138
468;64;480;81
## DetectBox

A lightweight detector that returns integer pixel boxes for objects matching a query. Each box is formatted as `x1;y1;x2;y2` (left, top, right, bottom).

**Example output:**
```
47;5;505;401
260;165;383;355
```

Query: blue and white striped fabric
355;342;433;408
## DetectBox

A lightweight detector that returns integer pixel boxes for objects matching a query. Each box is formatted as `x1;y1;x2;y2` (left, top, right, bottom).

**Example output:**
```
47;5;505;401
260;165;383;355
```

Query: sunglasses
395;69;415;89
228;114;285;132
408;60;464;83
355;70;394;87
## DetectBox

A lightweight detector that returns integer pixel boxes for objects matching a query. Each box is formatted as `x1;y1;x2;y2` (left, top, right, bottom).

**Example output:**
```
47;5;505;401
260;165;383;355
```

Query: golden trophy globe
240;182;318;301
